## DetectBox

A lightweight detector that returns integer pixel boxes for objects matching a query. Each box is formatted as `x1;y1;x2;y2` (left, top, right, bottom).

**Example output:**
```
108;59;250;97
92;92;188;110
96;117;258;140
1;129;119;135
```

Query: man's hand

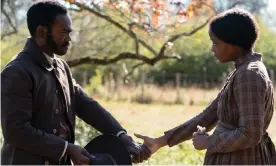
135;133;164;154
119;134;151;163
66;143;94;165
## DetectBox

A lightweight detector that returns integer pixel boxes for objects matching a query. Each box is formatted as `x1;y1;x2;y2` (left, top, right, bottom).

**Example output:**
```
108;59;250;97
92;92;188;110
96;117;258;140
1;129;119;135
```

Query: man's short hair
27;0;68;37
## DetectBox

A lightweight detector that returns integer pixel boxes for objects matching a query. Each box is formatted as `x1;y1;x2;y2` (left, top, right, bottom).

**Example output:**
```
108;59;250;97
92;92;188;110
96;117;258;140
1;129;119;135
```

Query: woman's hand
135;133;164;154
192;134;209;150
192;125;209;150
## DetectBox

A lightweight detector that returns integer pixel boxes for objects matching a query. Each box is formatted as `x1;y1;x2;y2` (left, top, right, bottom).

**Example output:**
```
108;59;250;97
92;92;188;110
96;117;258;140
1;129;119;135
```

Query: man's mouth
63;44;70;49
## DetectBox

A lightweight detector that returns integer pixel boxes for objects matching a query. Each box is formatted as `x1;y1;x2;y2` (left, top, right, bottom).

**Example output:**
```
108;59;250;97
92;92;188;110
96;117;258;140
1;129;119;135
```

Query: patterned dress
164;53;276;165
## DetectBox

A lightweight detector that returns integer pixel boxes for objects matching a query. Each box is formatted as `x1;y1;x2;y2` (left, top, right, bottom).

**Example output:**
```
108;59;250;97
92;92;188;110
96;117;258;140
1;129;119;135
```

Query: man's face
47;14;73;56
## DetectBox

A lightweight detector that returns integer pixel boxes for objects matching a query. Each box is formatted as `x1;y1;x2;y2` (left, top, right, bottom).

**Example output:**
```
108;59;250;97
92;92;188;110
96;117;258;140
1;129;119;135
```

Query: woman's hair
210;8;259;50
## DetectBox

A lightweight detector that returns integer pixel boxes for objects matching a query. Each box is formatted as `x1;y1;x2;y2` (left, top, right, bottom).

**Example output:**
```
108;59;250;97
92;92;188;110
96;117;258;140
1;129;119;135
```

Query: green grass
1;99;275;164
74;116;205;165
75;99;276;164
73;100;209;164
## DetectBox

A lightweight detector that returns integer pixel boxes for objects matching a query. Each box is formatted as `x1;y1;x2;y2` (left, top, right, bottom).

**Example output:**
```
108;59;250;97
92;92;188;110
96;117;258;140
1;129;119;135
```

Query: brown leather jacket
1;38;125;165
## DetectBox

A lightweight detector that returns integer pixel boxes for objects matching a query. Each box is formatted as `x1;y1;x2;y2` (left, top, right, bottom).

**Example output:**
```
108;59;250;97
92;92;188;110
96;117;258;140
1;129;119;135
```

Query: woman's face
209;28;239;63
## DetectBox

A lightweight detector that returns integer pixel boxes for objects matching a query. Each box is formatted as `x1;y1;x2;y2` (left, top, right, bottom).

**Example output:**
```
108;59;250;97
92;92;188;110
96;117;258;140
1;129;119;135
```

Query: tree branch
158;17;212;57
66;51;180;67
123;62;145;82
67;52;148;67
1;0;5;10
154;0;239;54
1;7;18;39
129;23;140;56
1;30;18;40
69;1;158;56
64;1;213;68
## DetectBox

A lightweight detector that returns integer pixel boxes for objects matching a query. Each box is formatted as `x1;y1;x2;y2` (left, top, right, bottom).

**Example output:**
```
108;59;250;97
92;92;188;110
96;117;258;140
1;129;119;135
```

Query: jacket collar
22;38;55;71
234;52;262;69
43;52;55;66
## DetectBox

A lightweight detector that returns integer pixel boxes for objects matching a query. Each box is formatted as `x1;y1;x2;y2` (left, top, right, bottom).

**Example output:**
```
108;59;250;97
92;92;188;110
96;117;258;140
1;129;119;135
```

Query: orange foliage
68;0;213;31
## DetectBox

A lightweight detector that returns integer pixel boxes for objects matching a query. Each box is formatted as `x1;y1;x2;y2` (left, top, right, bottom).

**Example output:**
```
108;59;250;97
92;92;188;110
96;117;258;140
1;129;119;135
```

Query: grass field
91;85;276;143
99;100;276;142
91;99;276;165
0;86;275;164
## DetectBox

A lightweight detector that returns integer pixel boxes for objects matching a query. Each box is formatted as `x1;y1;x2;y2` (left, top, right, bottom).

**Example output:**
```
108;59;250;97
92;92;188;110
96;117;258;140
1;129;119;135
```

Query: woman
135;8;276;165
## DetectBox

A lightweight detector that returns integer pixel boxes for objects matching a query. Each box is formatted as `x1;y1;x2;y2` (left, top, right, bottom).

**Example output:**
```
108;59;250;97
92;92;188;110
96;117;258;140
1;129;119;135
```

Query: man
1;1;150;165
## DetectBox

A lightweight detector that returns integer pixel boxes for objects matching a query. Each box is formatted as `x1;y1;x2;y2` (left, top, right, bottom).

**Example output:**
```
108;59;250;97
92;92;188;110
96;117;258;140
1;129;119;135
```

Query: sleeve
207;70;266;153
60;60;126;135
164;92;220;147
1;64;65;161
73;81;126;135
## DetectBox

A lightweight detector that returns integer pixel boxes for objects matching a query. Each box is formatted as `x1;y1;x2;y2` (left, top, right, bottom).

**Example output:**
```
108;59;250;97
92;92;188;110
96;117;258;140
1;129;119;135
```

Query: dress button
44;161;49;165
53;129;57;134
55;90;58;94
55;109;59;114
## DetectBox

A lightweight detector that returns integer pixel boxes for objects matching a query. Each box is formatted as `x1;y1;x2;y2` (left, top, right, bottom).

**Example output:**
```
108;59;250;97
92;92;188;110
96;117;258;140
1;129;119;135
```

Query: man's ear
35;25;48;46
36;25;48;38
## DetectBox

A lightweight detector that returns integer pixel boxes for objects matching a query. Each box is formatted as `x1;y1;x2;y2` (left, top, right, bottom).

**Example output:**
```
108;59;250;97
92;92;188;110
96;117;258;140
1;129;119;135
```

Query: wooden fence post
141;72;146;102
176;73;181;103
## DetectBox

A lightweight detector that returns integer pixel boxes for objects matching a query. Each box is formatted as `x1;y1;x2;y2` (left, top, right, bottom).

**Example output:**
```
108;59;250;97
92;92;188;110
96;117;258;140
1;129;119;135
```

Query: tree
61;0;269;77
63;0;215;72
1;0;32;39
1;0;269;78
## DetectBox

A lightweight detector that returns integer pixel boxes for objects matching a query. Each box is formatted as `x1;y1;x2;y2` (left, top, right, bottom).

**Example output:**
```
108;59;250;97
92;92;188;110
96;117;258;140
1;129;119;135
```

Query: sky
268;0;276;10
265;0;276;30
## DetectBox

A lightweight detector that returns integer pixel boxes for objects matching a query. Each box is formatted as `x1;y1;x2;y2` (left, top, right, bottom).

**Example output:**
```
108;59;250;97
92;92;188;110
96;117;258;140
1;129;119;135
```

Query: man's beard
46;26;69;55
46;32;59;54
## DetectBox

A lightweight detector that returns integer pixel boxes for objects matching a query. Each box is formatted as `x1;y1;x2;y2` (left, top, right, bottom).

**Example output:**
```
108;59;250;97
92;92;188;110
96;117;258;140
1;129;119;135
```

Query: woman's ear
228;44;241;53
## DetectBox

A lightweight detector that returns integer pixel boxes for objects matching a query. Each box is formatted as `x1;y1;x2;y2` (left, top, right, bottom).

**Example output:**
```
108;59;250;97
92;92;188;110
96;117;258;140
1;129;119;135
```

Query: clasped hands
66;126;210;165
119;133;151;163
133;125;210;163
